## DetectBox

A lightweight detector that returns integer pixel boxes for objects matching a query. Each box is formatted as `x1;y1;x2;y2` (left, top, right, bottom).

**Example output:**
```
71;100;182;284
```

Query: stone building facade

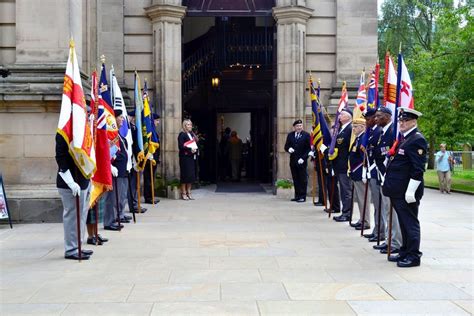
0;0;377;186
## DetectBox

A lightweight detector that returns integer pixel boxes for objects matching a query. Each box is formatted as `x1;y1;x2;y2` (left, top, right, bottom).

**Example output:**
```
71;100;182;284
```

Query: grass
424;168;474;194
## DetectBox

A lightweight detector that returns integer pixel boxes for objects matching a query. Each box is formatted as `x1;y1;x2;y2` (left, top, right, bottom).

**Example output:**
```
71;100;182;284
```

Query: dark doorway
182;16;274;185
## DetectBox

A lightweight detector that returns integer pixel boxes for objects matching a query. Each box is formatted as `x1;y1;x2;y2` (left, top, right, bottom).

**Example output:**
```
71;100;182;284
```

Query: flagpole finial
69;38;75;48
100;55;106;63
317;78;321;85
399;42;402;53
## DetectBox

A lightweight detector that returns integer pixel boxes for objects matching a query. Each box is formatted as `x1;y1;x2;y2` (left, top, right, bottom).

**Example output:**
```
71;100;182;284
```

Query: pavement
0;186;473;315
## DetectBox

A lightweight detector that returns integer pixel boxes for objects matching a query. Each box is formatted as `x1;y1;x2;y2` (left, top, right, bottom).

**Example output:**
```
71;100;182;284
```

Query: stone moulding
272;5;313;25
145;4;187;23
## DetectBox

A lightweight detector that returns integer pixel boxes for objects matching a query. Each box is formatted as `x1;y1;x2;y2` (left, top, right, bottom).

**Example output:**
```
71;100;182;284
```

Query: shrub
166;179;180;188
275;179;293;189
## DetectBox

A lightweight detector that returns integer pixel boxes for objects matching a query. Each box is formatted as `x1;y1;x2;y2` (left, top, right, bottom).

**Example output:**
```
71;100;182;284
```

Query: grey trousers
369;178;385;238
380;186;402;249
58;184;91;256
104;177;128;227
353;180;371;226
337;172;352;216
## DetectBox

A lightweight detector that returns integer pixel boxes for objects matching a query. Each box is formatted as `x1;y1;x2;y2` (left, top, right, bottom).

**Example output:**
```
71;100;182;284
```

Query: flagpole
360;152;370;236
127;173;136;223
92;68;100;243
150;161;155;205
70;40;82;262
317;153;328;212
137;172;142;213
311;155;316;204
114;177;122;231
348;183;355;226
328;172;335;218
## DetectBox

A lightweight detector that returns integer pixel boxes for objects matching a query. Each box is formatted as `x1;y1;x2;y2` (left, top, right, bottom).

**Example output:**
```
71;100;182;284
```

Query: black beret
377;107;392;115
129;110;135;116
293;119;303;126
341;107;353;116
363;108;377;117
114;109;123;117
398;107;422;120
152;113;160;120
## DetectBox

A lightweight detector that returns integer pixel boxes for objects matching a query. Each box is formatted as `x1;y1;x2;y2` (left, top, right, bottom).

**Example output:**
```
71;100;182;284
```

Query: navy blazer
374;123;394;177
55;133;90;190
349;132;365;181
112;135;129;178
382;128;427;199
284;130;311;164
367;126;382;179
332;123;352;174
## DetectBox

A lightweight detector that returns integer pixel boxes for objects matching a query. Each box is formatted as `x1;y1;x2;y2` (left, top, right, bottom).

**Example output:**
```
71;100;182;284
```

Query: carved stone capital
145;4;187;24
272;6;313;25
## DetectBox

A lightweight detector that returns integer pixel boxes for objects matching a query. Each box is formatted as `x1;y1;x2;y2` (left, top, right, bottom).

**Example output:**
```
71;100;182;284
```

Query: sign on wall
0;174;13;228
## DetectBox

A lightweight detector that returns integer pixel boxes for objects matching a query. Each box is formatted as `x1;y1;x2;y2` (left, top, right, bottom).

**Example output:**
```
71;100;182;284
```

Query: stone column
145;1;186;180
273;3;313;180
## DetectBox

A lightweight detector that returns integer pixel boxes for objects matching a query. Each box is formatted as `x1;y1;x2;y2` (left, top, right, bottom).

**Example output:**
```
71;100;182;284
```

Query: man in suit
104;109;132;231
383;108;427;267
348;116;370;230
363;109;383;241
330;108;353;222
284;119;311;202
373;107;403;254
143;113;161;204
127;110;147;214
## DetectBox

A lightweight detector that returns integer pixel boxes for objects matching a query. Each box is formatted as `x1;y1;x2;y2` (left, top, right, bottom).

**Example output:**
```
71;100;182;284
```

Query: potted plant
275;179;293;199
166;179;181;200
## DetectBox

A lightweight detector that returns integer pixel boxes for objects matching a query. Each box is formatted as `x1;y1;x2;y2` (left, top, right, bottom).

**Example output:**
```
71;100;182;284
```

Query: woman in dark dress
178;119;198;200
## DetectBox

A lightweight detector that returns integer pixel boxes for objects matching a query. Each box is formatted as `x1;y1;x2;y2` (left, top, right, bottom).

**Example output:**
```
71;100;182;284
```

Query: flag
398;55;414;110
134;71;145;168
57;39;96;178
355;71;367;112
89;70;112;207
309;76;323;150
98;63;120;160
316;81;331;147
367;64;380;109
328;82;348;156
383;52;397;118
111;67;133;171
143;80;159;158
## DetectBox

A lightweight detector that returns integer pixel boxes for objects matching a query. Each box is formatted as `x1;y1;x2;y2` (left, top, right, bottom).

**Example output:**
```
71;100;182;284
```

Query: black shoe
388;254;403;262
356;225;370;231
296;198;306;203
333;215;350;222
313;201;324;206
373;243;387;250
131;207;147;214
350;222;361;228
368;236;383;243
87;237;103;245
380;247;399;254
363;233;374;239
397;257;420;268
104;225;121;231
123;215;132;221
324;208;340;214
97;234;108;243
65;253;90;260
291;198;298;202
81;249;93;256
145;198;160;204
119;218;131;223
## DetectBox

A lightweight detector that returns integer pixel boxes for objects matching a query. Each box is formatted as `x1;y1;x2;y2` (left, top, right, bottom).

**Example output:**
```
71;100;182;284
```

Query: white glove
147;153;154;161
111;165;118;177
59;170;81;197
133;164;140;172
288;147;295;153
362;167;367;184
405;179;421;204
319;143;327;154
308;151;315;158
297;158;304;165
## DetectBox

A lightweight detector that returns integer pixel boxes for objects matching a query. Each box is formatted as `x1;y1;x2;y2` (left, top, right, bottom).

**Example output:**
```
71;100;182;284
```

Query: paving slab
0;188;472;315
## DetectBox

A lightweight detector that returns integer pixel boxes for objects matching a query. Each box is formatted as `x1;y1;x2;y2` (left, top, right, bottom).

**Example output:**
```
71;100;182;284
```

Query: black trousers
290;161;308;199
127;169;138;210
337;172;352;216
326;174;340;211
143;160;158;201
314;160;324;203
391;198;422;259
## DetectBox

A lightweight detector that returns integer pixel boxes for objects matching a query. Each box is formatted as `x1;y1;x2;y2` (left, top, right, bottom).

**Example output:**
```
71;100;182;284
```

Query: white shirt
339;121;351;134
382;121;393;135
403;126;417;138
